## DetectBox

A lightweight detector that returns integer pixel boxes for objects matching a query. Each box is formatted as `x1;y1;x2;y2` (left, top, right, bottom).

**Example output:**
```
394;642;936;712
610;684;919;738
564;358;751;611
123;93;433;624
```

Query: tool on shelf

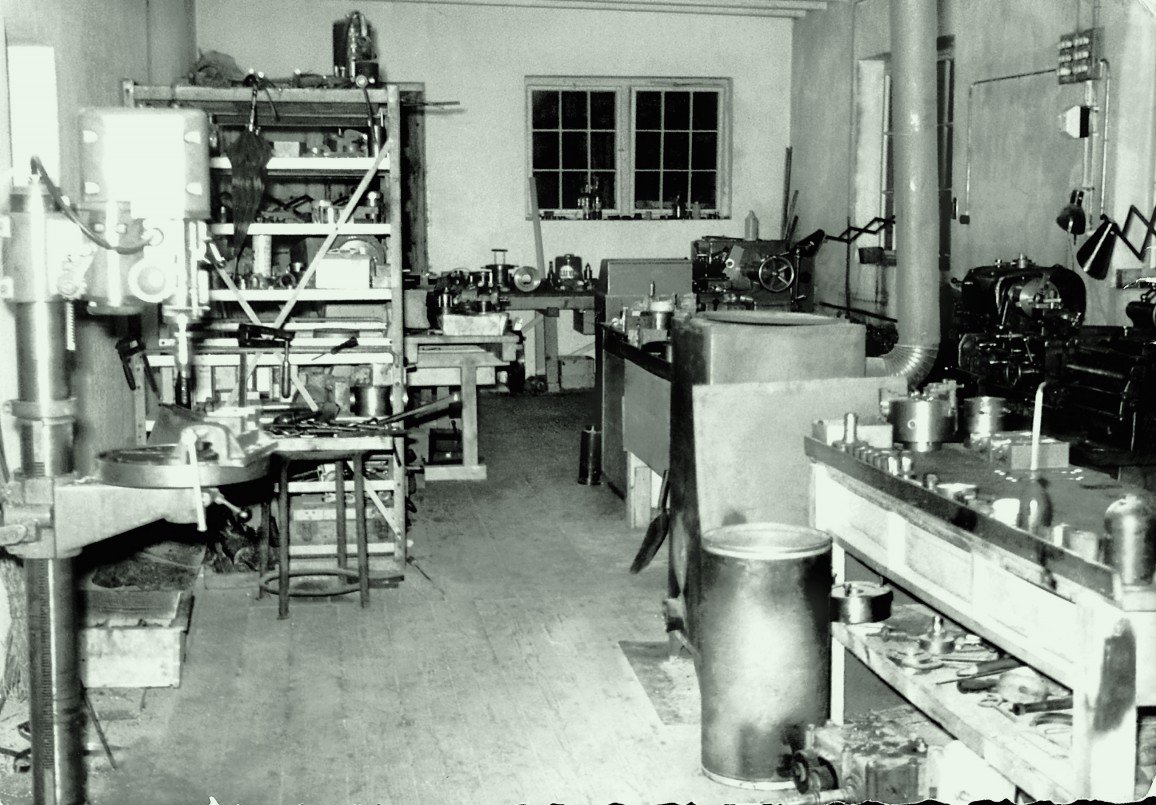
238;322;295;398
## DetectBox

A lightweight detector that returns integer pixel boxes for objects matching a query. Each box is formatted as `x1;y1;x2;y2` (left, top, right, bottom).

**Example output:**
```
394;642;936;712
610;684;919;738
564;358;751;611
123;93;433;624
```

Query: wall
791;0;1156;330
0;0;193;695
194;0;794;361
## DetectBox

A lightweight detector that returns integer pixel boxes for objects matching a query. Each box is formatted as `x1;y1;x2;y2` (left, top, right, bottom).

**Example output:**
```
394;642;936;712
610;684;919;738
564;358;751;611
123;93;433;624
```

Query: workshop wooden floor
84;391;750;804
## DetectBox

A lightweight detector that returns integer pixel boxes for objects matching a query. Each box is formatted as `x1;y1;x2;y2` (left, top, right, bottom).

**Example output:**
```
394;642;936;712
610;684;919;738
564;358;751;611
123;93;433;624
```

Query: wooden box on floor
79;589;193;688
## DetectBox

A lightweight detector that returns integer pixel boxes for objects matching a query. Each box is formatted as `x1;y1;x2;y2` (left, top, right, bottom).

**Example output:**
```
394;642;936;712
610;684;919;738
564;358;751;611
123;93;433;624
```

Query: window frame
525;76;732;220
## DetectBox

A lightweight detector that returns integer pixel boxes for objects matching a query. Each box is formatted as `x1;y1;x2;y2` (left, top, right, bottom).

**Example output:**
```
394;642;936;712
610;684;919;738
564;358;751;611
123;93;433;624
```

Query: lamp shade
1077;215;1118;280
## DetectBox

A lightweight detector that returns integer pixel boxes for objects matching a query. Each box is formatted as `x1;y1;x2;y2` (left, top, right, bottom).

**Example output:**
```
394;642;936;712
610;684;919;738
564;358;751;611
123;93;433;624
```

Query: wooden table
404;334;517;481
807;436;1156;801
505;292;594;391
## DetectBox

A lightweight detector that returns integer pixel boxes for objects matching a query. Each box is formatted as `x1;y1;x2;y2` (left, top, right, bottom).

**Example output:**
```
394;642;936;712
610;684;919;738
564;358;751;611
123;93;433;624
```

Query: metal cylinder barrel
697;523;832;788
26;558;84;805
577;425;601;485
13;302;74;476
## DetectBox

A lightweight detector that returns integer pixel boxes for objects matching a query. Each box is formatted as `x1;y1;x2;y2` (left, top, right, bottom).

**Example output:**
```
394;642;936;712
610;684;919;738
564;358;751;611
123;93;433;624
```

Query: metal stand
26;557;83;805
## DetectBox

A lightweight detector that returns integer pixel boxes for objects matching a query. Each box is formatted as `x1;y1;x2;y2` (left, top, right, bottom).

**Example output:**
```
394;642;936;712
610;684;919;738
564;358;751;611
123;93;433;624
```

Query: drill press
0;108;272;804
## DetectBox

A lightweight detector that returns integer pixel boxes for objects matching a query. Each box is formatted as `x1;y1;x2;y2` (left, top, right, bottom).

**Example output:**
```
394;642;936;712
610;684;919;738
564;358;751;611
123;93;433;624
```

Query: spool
698;523;831;789
577;425;601;485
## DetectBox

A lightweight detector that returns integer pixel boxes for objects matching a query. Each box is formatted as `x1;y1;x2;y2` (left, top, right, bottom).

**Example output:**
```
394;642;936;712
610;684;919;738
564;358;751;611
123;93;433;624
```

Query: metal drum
963;396;1006;442
697;523;832;789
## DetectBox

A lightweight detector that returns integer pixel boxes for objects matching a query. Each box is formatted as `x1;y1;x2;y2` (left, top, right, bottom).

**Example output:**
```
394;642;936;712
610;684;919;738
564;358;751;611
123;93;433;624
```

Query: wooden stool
258;451;373;619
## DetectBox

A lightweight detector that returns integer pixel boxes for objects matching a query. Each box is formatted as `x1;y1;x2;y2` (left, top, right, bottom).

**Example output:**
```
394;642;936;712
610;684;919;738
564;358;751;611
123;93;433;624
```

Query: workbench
404;334;517;481
505;291;594;392
599;326;672;525
807;436;1156;801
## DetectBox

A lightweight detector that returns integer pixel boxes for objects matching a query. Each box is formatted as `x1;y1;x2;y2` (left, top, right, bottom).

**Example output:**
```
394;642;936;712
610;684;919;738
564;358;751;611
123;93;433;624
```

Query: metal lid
698;311;838;326
702;523;831;560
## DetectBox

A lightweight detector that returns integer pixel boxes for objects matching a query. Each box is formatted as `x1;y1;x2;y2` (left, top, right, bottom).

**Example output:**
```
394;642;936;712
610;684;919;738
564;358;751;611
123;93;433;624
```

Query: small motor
333;11;379;84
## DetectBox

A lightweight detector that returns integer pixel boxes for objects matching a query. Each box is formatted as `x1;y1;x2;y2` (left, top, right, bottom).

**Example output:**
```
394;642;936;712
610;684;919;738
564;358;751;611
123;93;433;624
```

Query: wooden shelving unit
125;81;410;579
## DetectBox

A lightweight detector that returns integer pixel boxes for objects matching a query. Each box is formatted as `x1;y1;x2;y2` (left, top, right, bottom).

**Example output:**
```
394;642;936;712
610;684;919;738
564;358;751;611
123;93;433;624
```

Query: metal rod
278;459;291;619
354;454;370;607
335;461;347;570
26;558;83;805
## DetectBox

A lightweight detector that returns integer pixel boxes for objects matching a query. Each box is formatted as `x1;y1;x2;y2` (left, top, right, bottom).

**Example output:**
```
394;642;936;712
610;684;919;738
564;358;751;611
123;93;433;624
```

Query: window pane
636;91;661;129
664;91;690;130
533;131;559;169
690;172;717;207
532;91;558;129
562;131;588;169
693;91;718;130
663;132;689;169
534;172;560;209
663;170;689;203
561;172;586;209
635;131;660;170
591;92;615;129
561;91;587;128
635;170;660;202
691;132;717;170
590;131;615;170
592;172;616;207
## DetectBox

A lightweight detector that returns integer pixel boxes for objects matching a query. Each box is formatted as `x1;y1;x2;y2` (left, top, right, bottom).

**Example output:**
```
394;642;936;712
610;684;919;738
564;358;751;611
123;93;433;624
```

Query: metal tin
963;396;1006;441
698;523;831;788
885;397;954;452
350;385;391;417
1104;494;1156;585
831;581;893;623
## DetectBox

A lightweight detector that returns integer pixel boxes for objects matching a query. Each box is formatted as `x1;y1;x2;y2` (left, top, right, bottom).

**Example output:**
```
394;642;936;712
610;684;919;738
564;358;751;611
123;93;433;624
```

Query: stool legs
335;461;347;571
278;458;291;619
353;454;370;607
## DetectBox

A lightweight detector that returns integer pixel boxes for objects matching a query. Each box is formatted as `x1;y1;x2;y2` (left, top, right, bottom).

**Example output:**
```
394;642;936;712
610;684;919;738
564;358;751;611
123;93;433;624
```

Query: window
527;77;730;219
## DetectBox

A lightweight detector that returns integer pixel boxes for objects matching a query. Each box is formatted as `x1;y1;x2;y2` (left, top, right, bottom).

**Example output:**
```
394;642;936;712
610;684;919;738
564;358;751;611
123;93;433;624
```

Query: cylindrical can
577;425;601;485
697;523;831;789
1104;495;1156;585
350;385;392;417
963;396;1006;441
252;234;273;277
744;210;759;241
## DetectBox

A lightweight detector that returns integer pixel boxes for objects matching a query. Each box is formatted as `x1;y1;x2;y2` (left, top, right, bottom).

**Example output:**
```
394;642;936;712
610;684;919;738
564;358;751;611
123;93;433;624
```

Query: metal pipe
959;69;1056;222
880;0;941;387
26;558;84;805
13;302;73;477
1098;58;1112;218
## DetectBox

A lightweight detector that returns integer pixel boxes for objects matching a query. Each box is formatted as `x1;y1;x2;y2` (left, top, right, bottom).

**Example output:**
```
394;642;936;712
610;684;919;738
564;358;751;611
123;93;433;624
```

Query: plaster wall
195;0;794;361
791;0;1156;329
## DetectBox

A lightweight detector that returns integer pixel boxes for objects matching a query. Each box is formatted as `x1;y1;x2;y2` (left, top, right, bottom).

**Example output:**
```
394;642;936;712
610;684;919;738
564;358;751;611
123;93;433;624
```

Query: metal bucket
698;523;832;789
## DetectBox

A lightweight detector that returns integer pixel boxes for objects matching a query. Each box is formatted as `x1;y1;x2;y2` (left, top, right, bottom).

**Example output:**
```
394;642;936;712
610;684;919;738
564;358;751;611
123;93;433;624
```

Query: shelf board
208;288;392;303
210;222;391;236
288;479;398;494
210;156;390;174
127;85;393;125
834;604;1076;803
146;351;395;368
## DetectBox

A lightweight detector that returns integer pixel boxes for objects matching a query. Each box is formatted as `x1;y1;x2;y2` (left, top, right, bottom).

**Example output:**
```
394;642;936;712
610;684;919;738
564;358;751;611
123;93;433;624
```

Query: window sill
530;215;730;222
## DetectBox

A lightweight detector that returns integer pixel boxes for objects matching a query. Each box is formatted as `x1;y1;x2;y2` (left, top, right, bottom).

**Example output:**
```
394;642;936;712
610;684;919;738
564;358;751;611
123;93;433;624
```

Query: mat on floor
618;640;699;726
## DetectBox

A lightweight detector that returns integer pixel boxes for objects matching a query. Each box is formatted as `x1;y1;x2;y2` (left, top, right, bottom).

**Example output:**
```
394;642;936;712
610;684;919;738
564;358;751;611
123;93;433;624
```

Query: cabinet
124;81;411;578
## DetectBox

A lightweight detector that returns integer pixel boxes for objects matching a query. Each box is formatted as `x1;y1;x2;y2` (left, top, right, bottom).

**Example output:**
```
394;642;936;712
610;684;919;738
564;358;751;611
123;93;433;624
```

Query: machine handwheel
757;255;796;293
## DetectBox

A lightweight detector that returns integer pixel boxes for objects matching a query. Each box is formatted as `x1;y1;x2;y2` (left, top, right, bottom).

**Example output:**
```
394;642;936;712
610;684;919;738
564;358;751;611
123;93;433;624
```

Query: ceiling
380;0;834;18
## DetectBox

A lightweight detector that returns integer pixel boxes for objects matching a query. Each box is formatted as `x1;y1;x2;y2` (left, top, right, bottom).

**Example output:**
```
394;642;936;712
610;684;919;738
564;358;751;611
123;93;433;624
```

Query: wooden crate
79;589;193;688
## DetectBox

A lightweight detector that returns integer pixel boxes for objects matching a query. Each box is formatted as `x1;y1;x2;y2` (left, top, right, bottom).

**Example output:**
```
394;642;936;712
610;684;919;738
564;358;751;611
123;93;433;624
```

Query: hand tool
936;655;1022;684
1012;695;1073;716
238;322;295;398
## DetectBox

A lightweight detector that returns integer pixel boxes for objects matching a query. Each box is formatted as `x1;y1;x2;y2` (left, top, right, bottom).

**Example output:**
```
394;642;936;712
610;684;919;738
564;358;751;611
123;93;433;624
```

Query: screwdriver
936;656;1022;684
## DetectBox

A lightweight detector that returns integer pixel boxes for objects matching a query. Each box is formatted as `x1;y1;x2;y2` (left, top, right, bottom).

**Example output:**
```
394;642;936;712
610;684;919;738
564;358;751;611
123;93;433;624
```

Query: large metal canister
697;523;832;788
